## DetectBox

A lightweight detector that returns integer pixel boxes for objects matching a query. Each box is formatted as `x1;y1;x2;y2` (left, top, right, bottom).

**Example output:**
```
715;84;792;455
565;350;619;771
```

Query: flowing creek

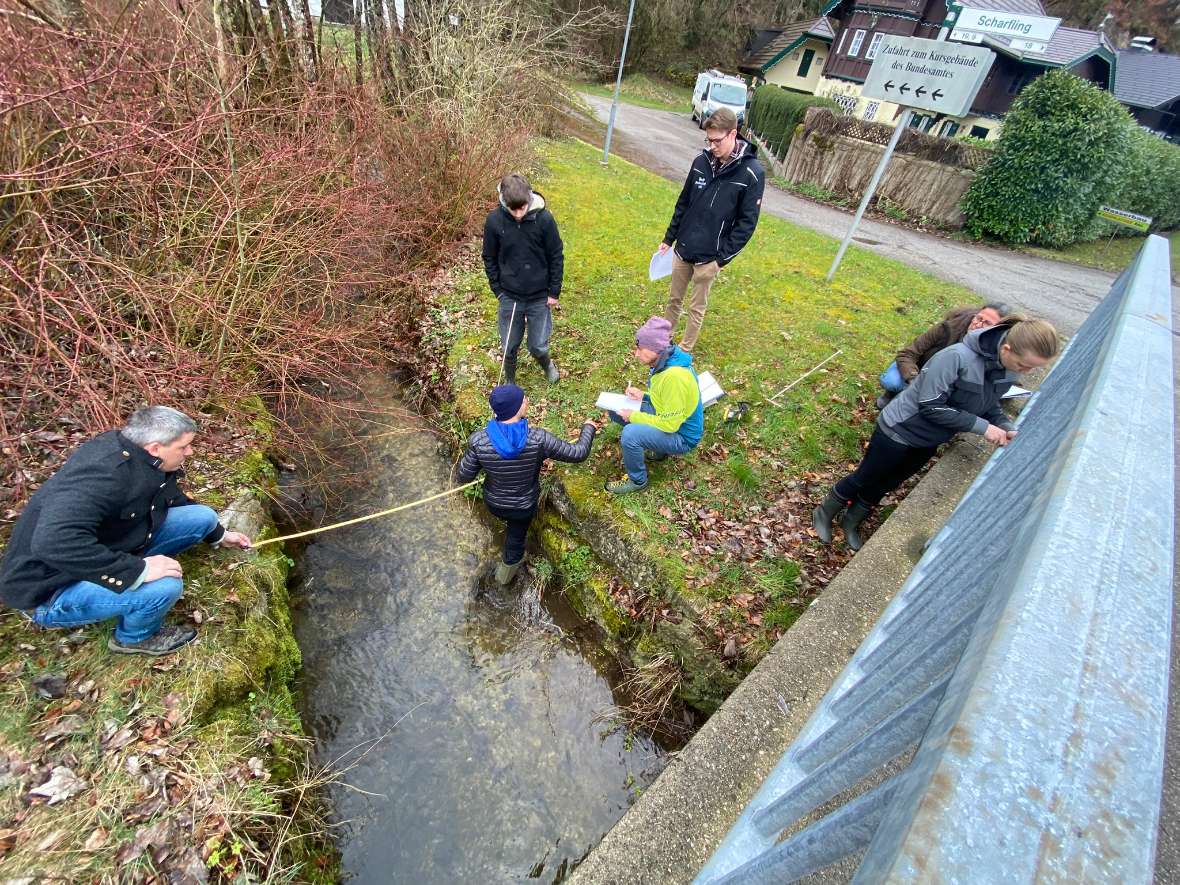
284;380;668;883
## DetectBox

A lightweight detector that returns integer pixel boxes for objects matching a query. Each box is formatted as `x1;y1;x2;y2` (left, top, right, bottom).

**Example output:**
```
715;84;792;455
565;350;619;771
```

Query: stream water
285;382;667;884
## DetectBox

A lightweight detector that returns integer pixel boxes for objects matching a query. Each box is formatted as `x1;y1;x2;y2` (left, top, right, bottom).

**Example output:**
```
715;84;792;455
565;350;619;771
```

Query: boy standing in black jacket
457;384;597;585
482;173;564;385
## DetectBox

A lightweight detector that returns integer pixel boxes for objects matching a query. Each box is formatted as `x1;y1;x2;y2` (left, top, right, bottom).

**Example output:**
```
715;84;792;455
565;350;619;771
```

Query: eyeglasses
705;131;733;145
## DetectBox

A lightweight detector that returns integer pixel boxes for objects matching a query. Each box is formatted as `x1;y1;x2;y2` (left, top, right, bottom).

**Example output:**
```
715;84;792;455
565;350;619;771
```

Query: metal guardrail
696;234;1175;884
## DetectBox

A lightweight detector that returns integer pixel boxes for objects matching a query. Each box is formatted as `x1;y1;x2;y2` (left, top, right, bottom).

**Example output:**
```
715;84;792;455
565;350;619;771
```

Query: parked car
691;70;749;129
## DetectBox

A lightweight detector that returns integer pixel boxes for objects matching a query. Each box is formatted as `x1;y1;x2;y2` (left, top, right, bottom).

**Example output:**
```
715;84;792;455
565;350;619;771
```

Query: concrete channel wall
570;438;992;884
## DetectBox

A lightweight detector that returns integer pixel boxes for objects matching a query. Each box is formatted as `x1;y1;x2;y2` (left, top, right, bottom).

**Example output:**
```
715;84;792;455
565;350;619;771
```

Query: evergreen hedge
962;70;1134;247
747;84;838;160
1100;125;1180;235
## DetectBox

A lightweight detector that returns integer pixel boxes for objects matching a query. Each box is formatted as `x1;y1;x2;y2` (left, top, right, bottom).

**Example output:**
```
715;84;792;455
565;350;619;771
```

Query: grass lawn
569;74;693;115
1022;230;1179;280
438;137;976;661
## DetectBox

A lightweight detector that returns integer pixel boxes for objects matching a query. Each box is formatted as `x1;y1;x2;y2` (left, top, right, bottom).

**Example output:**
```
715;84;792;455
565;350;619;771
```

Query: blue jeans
879;361;908;394
498;296;552;360
32;505;220;644
609;398;695;485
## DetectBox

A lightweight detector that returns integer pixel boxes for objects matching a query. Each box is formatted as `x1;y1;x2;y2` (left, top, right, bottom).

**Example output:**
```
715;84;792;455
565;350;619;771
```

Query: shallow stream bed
285;382;667;883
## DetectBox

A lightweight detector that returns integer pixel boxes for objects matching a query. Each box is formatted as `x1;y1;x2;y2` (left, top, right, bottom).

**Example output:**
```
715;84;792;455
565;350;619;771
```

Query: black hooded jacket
663;139;765;266
482;190;564;302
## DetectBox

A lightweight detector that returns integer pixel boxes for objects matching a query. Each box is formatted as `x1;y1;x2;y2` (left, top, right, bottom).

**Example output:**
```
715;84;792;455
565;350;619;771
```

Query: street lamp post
601;0;637;166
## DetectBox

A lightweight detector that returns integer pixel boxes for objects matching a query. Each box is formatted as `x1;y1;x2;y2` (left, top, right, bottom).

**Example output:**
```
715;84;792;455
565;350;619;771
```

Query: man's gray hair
122;406;198;447
984;301;1012;316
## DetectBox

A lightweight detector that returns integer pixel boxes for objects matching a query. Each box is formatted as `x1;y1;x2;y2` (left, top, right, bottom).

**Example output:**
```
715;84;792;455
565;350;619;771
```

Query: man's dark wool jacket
663;138;765;266
0;430;224;610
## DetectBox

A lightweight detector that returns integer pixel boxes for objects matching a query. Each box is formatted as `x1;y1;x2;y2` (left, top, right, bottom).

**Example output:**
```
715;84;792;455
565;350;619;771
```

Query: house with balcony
741;0;1115;140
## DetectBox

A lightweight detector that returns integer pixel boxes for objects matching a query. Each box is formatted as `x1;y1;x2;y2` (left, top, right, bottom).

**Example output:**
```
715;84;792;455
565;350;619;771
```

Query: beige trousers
664;254;721;352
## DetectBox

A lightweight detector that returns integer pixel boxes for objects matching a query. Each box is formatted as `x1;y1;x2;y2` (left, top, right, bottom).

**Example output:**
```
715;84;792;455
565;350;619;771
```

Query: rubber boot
839;501;873;552
495;558;522;586
811;490;846;544
537;353;560;384
502;354;517;385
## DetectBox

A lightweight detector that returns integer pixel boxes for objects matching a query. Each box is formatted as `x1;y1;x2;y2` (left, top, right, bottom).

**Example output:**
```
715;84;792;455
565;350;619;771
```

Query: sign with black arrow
862;35;995;117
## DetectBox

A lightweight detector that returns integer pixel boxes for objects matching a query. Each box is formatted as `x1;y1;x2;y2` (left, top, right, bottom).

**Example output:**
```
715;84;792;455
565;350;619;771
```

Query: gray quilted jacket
879;324;1018;449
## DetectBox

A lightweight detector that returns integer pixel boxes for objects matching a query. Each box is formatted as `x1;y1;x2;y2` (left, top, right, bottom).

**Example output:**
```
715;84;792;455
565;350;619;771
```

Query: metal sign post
826;34;995;281
824;112;911;283
601;0;637;166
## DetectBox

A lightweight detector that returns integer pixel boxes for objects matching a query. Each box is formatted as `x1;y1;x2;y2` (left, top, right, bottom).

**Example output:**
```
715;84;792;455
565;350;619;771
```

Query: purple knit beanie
489;384;525;421
635;316;672;351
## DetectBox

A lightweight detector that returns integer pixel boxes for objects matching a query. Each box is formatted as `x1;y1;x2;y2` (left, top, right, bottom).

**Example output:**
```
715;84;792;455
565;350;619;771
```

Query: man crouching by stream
456;385;598;586
0;406;252;656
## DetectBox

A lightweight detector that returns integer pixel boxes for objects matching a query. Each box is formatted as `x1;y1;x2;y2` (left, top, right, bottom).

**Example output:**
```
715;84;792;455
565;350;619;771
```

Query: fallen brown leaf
35;828;66;851
41;714;86;743
83;827;109;851
26;766;86;805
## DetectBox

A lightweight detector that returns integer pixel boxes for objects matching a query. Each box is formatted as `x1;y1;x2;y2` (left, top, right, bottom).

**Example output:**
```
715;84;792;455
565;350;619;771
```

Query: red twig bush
0;0;526;505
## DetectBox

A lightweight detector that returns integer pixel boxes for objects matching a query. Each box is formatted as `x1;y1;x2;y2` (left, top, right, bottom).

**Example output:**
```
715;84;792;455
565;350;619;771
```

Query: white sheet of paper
697;370;724;406
649;248;674;281
596;392;643;412
1001;385;1032;399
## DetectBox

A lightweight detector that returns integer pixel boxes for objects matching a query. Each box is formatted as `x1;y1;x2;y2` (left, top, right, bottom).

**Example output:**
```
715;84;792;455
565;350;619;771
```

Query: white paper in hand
649;248;674;281
596;392;643;413
1001;385;1032;400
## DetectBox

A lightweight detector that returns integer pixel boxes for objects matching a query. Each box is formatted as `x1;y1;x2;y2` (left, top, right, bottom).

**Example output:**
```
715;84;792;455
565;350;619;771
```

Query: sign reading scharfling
1098;206;1153;232
951;7;1062;44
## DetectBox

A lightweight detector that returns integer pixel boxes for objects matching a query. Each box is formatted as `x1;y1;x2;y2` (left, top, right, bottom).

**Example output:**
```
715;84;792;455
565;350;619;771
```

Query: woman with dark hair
815;317;1059;551
877;301;1012;409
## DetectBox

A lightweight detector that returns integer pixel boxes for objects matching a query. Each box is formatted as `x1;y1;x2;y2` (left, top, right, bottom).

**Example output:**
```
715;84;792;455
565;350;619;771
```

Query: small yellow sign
1097;206;1152;232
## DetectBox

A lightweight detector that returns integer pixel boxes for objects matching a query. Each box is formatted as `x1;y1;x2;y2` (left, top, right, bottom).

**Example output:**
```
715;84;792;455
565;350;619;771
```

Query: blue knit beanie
489;384;525;421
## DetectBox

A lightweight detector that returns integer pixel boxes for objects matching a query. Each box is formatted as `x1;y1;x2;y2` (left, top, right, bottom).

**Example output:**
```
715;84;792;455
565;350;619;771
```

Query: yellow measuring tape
252;480;480;548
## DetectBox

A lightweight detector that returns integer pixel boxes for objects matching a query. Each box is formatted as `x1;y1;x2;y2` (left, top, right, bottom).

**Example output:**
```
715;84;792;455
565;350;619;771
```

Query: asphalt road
577;92;1180;883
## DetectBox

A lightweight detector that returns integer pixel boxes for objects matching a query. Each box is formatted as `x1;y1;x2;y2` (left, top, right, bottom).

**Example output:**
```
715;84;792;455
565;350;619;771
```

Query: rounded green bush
962;69;1134;247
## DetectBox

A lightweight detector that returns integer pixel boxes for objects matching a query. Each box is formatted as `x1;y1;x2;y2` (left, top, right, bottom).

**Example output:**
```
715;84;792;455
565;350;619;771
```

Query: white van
691;70;749;130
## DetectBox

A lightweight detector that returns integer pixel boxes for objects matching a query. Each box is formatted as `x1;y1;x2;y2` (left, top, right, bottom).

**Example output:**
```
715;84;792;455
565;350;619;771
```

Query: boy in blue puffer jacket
456;385;598;585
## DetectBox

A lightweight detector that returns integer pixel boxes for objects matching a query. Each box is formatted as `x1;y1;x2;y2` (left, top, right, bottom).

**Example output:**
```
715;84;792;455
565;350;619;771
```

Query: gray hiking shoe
109;625;197;656
605;475;648;495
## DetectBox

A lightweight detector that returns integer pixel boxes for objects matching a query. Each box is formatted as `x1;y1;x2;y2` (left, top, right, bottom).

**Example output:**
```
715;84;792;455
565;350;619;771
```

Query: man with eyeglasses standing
657;106;764;354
